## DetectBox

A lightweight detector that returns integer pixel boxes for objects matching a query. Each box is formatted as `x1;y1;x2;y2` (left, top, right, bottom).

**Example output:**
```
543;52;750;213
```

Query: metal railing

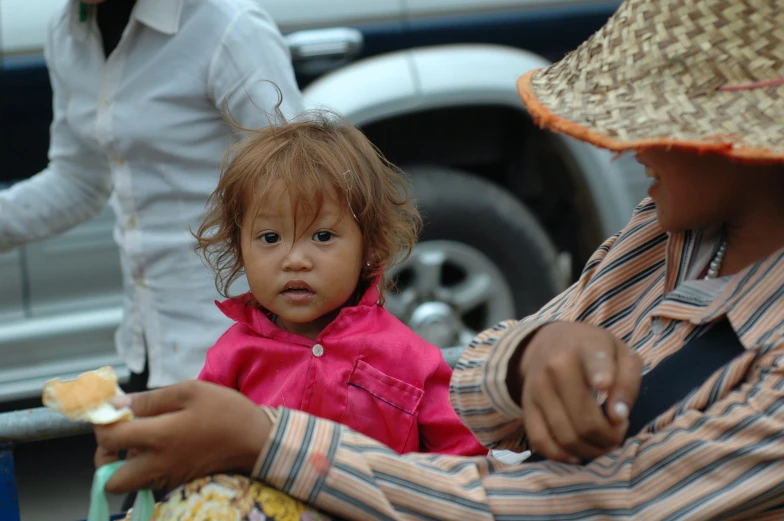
0;407;91;444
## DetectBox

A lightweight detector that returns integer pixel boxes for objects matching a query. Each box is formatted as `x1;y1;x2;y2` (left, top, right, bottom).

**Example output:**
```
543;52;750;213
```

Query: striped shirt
255;199;784;520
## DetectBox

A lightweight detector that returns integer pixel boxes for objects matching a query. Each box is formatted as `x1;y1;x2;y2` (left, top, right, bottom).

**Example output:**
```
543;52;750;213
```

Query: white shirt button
312;344;324;357
132;266;146;287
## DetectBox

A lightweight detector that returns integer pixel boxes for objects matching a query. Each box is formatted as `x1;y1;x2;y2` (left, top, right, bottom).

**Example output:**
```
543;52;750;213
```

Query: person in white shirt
0;0;304;391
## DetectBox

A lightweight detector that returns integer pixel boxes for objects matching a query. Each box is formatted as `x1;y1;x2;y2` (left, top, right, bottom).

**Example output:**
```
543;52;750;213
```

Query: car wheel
385;166;562;348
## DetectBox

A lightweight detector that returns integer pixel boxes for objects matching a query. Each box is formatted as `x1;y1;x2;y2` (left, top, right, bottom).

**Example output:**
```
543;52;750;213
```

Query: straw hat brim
518;70;784;165
516;0;784;165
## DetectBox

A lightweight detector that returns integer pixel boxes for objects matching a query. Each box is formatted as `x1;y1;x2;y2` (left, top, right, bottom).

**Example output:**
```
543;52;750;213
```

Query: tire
386;166;561;347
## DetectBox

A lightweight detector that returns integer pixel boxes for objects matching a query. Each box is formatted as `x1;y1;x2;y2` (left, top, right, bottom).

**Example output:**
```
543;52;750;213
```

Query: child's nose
282;245;312;271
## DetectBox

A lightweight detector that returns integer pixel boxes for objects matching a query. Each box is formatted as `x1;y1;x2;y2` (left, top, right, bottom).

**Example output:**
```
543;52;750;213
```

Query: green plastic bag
88;461;155;521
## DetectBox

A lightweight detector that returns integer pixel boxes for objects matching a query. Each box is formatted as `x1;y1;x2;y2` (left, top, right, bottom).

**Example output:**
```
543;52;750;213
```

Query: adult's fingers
524;401;576;463
104;451;162;494
94;446;119;469
579;331;618;392
606;338;643;424
127;383;192;419
535;393;606;460
94;414;173;452
552;354;625;451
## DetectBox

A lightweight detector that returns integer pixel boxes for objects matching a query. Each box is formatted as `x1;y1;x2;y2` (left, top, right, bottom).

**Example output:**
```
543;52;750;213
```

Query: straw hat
517;0;784;164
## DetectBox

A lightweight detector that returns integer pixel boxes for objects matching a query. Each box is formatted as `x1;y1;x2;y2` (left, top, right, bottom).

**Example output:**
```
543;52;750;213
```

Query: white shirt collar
68;0;184;39
134;0;184;35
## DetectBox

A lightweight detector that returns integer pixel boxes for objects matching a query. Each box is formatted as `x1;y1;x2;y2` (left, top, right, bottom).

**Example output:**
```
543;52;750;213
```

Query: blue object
0;445;21;521
0;443;148;521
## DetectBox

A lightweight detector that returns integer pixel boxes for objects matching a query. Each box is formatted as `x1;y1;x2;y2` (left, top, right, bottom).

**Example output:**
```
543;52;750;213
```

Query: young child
195;111;485;456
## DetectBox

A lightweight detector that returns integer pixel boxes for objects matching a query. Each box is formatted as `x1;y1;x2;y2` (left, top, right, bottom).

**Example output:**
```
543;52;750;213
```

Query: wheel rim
385;240;516;348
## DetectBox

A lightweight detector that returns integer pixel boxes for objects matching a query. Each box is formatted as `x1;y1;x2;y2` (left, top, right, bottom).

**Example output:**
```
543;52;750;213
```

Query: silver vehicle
0;0;646;407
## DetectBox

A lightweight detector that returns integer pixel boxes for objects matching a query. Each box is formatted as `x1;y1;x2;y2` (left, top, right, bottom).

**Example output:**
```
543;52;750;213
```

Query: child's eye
313;231;333;242
259;232;280;244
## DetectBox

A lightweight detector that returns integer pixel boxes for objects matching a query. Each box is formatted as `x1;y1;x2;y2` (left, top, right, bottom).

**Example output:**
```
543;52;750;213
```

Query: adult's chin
653;206;693;235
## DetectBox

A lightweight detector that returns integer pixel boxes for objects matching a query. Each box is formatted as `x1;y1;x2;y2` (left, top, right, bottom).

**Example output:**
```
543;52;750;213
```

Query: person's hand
93;380;273;494
508;322;642;463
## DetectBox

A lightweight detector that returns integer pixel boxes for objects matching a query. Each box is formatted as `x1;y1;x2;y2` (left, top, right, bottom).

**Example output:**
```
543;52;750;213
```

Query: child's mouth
281;281;315;301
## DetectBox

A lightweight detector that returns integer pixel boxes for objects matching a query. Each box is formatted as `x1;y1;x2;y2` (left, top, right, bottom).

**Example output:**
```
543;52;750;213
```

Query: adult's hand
94;380;273;494
508;322;643;463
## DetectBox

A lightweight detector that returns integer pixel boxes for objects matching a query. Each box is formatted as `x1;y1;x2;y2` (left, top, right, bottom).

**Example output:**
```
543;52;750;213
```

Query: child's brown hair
195;110;421;305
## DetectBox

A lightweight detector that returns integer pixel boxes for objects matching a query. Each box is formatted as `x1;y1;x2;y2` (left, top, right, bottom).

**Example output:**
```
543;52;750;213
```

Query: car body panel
0;306;126;402
24;206;121;318
0;250;25;323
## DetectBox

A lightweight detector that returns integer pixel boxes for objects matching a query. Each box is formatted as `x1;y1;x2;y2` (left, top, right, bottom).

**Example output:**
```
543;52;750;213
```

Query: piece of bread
42;366;133;424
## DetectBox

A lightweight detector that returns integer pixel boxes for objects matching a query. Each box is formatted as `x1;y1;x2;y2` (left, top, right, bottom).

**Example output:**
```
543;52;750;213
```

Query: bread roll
42;366;133;424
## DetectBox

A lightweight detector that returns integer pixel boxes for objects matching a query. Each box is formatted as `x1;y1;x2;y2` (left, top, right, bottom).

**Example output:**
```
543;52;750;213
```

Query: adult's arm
257;347;784;521
0;17;112;251
206;5;304;130
448;214;633;451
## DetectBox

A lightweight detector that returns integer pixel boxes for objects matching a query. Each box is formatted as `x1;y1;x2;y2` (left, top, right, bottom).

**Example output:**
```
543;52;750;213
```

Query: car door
403;0;619;63
0;246;28;404
20;208;124;389
0;249;25;324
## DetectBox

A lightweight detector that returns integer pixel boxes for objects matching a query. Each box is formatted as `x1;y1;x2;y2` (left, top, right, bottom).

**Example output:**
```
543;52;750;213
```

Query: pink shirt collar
216;279;382;346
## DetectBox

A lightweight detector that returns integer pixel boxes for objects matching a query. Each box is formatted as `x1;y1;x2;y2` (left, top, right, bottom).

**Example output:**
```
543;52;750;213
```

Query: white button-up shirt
0;0;303;386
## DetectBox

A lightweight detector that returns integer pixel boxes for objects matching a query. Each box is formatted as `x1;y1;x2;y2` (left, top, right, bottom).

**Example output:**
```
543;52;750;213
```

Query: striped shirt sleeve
448;225;624;451
254;346;784;520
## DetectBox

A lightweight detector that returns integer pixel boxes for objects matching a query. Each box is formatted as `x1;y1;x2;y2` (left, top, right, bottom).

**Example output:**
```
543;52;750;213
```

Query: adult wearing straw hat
94;0;784;519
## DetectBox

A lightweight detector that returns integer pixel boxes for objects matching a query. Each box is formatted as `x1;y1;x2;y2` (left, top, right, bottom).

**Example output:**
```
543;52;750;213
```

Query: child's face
240;181;364;340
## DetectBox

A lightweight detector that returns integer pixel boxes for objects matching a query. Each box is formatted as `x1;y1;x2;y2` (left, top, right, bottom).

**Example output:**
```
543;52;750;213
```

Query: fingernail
592;373;610;388
613;402;630;421
111;395;132;409
567;457;581;465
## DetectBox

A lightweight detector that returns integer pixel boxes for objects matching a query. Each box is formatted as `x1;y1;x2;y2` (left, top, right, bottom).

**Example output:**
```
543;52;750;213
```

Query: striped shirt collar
654;224;784;350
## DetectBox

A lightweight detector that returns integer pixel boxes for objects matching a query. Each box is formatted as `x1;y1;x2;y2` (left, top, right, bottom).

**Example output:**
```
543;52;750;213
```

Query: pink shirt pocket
341;359;424;453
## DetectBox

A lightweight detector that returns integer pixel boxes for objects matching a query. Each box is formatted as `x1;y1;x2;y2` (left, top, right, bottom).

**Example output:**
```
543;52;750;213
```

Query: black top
95;0;137;59
625;318;744;437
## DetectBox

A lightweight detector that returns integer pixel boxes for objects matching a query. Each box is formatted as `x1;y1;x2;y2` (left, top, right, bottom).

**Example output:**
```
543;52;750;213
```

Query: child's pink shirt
198;285;486;456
